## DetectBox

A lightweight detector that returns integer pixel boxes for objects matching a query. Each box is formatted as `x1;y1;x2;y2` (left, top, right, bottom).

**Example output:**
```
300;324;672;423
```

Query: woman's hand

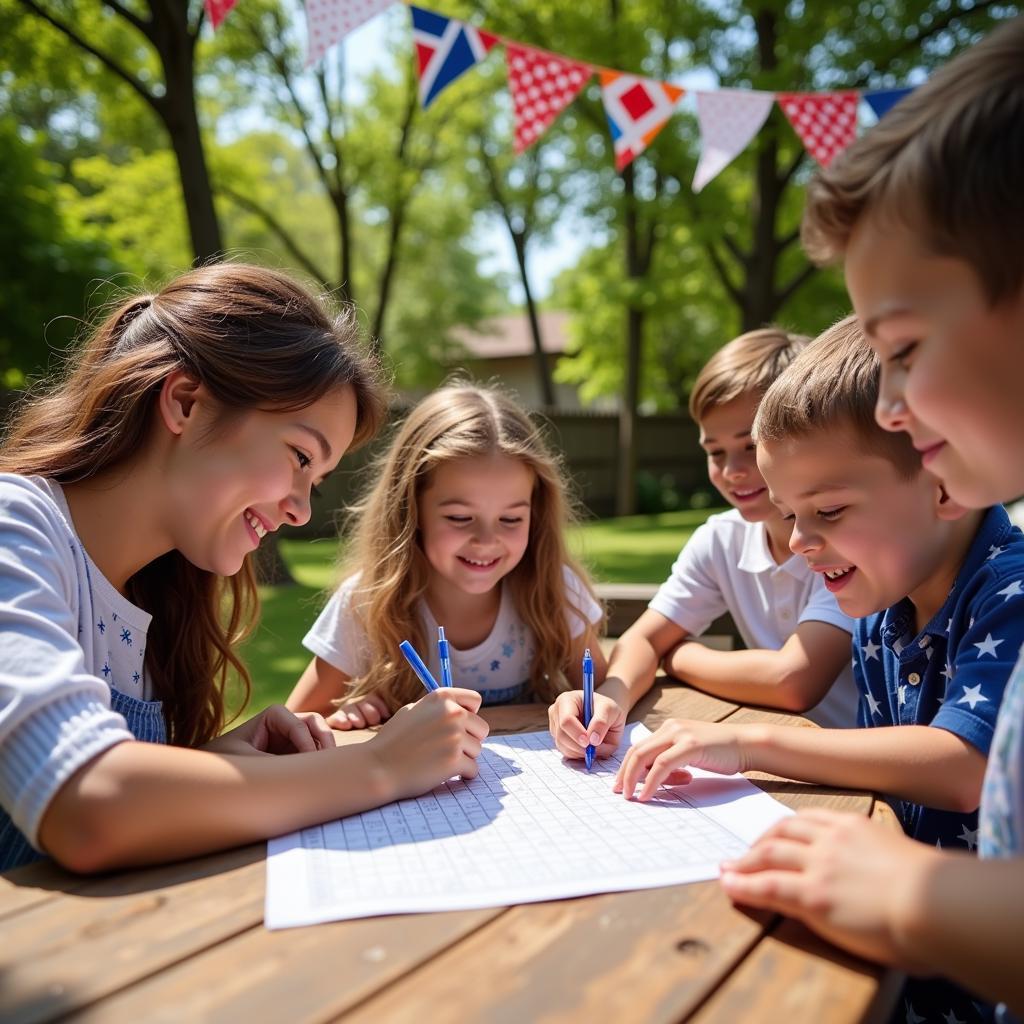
206;704;336;756
548;690;626;760
613;718;746;800
368;688;489;801
325;693;392;730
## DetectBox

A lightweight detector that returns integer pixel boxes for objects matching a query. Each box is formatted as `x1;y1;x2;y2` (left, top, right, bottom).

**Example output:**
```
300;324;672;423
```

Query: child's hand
326;693;392;730
369;687;489;801
212;705;336;756
719;809;937;972
613;718;744;800
548;691;626;760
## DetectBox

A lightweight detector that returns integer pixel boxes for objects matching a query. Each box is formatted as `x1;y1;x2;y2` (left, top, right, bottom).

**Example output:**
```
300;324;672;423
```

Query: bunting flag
204;0;237;30
507;44;591;153
411;6;499;109
864;87;914;120
692;89;775;193
599;72;684;171
305;0;394;66
778;91;859;167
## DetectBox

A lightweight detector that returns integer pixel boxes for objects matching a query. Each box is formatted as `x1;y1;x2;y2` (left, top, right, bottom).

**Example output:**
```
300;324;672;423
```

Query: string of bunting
206;0;915;189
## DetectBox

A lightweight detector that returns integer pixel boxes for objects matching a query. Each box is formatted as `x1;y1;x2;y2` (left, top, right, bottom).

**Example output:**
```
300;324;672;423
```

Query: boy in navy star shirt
615;316;1024;1024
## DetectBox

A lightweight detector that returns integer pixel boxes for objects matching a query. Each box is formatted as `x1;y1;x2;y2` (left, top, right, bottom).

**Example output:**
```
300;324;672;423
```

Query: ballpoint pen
437;625;454;687
399;640;442;693
583;647;595;770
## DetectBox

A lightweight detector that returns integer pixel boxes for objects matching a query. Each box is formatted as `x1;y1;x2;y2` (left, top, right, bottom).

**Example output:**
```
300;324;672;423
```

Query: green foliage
0;124;120;380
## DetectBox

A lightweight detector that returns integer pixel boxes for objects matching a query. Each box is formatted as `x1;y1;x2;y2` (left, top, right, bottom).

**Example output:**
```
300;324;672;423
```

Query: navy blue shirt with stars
853;505;1024;851
854;506;1024;1024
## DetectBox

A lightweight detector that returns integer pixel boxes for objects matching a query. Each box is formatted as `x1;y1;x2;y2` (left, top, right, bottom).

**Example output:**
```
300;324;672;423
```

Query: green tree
10;0;223;260
464;0;1016;511
0;124;119;382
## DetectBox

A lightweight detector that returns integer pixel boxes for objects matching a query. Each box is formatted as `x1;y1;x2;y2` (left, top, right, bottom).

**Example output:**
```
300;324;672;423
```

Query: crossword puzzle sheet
264;724;792;929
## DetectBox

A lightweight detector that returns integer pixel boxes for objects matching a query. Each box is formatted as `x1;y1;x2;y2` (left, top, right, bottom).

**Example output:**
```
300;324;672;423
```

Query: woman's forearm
38;739;393;873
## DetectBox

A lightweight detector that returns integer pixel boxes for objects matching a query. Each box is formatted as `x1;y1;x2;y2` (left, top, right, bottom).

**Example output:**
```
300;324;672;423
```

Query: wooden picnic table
0;681;902;1024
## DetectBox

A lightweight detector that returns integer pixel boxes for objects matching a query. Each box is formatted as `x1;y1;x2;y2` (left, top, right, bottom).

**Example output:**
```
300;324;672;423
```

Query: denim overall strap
0;689;166;872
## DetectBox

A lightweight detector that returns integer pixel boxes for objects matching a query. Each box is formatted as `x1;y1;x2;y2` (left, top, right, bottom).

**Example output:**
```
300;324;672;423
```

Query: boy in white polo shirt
549;328;859;759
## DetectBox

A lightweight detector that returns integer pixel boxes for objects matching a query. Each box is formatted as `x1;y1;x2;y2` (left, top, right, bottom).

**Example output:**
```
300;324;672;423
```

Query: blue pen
437;625;454;687
583;647;595;770
399;640;441;693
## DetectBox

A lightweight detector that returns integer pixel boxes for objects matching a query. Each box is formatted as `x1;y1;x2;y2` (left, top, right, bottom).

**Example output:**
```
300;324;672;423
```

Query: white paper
265;724;792;929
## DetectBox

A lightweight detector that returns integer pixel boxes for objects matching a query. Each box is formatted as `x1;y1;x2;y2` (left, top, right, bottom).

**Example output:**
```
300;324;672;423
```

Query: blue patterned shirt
853;505;1024;850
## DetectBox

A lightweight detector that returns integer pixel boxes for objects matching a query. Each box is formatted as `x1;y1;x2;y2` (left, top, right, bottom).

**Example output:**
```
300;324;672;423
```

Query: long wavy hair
341;383;602;709
0;263;386;747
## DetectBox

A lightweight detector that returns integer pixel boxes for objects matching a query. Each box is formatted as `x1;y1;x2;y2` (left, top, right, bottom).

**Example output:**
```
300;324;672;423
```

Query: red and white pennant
777;92;859;168
506;44;591;153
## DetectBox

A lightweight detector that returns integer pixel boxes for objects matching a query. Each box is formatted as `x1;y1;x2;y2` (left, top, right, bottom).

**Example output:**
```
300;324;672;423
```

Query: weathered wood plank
0;845;266;1024
66;908;505;1024
689;916;898;1024
336;883;773;1024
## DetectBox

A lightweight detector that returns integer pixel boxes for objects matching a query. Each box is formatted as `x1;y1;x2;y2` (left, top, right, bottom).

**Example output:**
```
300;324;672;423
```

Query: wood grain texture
67;908;505;1023
0;846;265;1024
338;883;772;1024
689;916;898;1024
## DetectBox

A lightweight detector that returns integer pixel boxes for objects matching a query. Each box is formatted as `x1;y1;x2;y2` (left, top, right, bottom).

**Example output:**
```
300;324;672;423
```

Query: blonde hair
689;327;811;423
801;15;1024;302
753;314;920;477
340;383;602;709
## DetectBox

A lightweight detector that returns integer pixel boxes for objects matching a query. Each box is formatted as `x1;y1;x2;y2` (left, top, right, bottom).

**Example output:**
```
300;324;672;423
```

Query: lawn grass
237;508;722;717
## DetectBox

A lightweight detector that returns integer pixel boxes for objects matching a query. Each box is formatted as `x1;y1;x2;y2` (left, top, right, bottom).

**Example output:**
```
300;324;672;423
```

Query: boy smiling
615;317;1024;1022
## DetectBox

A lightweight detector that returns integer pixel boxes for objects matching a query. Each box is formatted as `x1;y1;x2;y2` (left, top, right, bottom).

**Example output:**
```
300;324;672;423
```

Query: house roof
449;311;571;360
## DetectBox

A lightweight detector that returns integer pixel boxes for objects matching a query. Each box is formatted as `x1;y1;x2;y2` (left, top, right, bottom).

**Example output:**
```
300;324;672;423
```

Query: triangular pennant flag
507;44;591;153
599;71;684;171
204;0;237;30
692;89;775;193
778;92;859;168
864;87;914;121
305;0;394;67
411;6;499;109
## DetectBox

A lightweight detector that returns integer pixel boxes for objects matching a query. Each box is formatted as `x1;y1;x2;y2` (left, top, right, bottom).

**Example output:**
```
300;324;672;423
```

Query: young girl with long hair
288;383;607;729
0;263;488;873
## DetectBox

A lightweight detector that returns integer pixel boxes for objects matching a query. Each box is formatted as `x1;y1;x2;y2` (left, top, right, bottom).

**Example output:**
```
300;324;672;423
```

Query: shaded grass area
239;508;722;717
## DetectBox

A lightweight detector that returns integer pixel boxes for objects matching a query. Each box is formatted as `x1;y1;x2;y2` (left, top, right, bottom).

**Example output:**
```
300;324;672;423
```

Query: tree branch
15;0;160;115
218;182;330;285
99;0;153;41
774;261;817;310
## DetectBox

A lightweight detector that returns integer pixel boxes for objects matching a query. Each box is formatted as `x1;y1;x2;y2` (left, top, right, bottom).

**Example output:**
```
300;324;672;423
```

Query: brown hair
689;327;811;423
0;263;386;746
802;15;1024;302
753;314;921;477
339;382;602;710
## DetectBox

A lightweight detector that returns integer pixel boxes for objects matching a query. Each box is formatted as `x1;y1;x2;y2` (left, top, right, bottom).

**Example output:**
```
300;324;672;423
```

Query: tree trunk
616;162;643;517
151;6;223;262
511;231;555;408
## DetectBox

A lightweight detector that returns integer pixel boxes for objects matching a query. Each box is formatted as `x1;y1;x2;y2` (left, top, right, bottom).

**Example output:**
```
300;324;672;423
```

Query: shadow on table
0;841;265;899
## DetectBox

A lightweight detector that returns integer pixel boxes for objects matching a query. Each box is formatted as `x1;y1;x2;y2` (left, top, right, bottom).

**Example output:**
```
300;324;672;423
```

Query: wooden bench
594;582;742;650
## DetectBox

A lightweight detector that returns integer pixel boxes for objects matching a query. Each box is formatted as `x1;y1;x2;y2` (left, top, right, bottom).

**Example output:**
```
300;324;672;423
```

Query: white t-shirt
0;474;152;850
304;566;602;703
648;508;859;729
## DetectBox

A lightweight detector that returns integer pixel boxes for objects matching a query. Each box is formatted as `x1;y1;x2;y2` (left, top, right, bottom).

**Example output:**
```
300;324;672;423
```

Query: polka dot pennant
305;0;394;68
506;43;592;153
204;0;238;30
777;91;859;168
